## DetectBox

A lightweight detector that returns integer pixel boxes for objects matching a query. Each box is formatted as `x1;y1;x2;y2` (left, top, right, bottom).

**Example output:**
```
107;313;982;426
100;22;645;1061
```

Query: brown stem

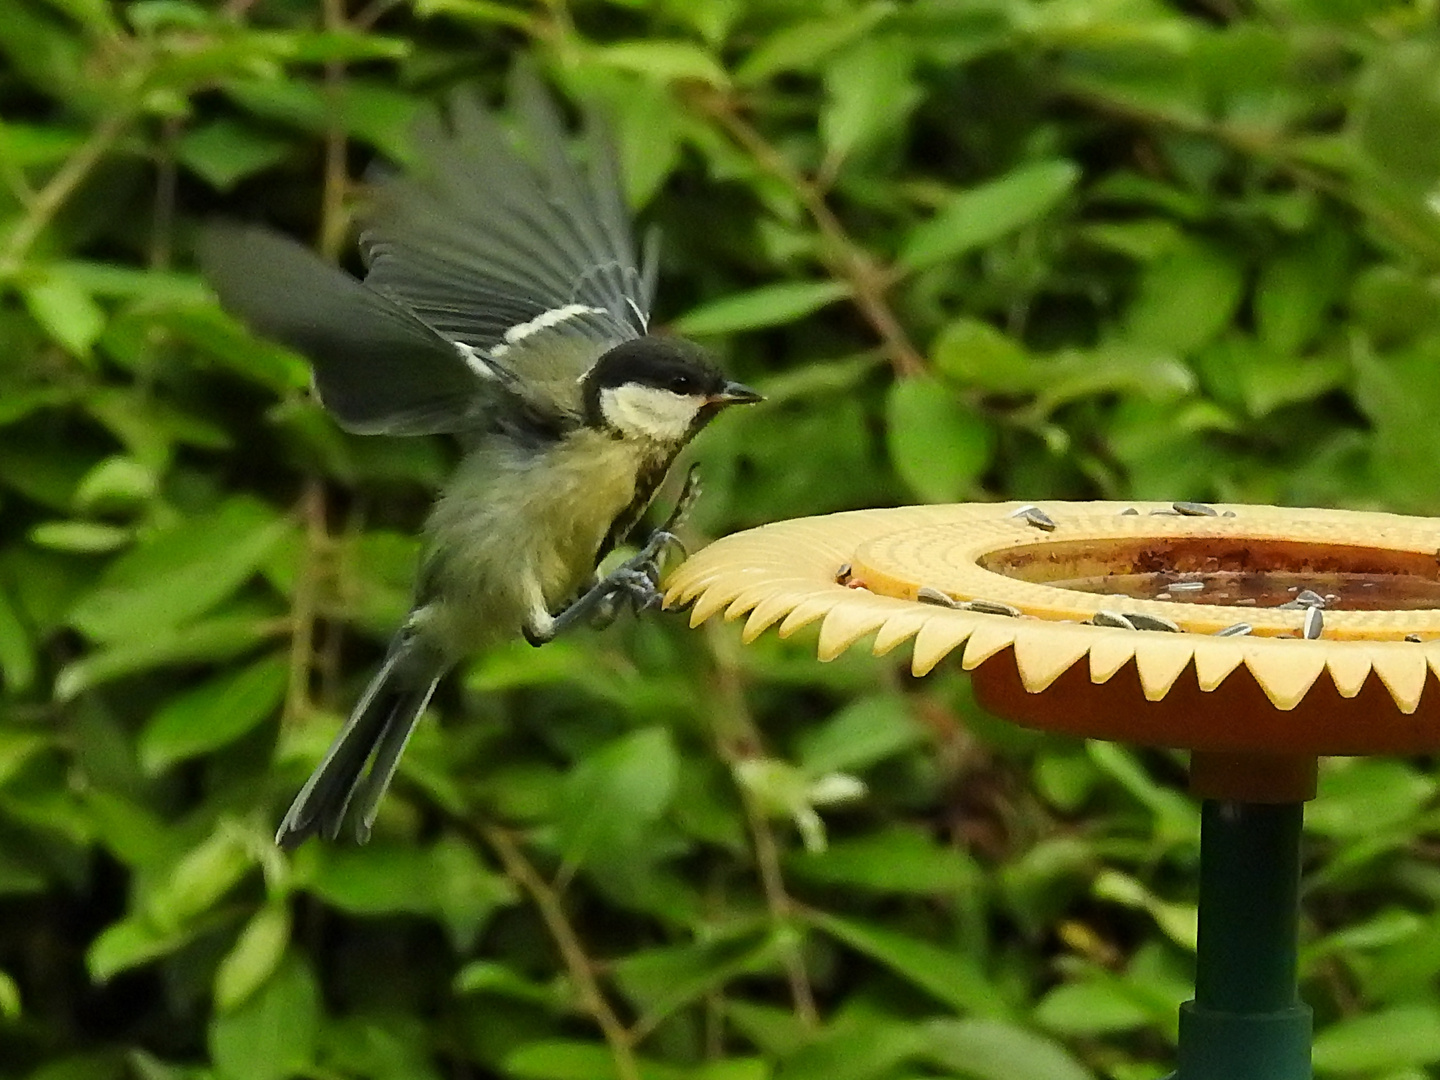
318;0;350;261
150;116;180;270
474;820;643;1080
691;89;926;378
285;481;327;722
2;110;130;270
704;625;820;1030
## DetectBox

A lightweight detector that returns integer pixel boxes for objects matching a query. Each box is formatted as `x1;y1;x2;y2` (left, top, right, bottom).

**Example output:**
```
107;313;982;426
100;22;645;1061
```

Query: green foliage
2;2;1440;1080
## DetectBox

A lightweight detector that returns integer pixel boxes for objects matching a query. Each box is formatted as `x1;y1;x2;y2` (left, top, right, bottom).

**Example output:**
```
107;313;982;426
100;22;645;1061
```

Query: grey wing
199;224;498;436
357;65;657;409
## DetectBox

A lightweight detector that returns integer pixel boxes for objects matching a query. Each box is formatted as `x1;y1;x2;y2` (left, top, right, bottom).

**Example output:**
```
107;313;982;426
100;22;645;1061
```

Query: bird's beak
709;381;764;406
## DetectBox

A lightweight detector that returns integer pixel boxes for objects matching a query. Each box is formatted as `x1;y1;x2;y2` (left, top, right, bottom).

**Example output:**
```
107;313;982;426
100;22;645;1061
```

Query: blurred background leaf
4;1;1440;1079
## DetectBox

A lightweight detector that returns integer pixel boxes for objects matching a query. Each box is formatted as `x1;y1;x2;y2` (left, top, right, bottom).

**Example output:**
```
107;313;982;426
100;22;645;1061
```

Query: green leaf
87;915;201;983
899;160;1079;271
138;654;288;773
932;318;1032;389
797;694;926;774
1034;980;1152;1035
178;119;290;191
592;41;728;87
1313;1005;1440;1074
920;1018;1092;1080
554;727;678;871
0;968;18;1020
780;1017;924;1080
1351;41;1440;196
1307;759;1436;839
736;2;896;84
0;585;36;693
22;270;106;358
821;36;921;164
613;932;779;1026
145;823;254;932
807;911;1005;1016
789;825;978;894
673;280;850;337
301;839;514;945
28;520;132;553
885;378;992;501
1123;239;1245;355
505;1040;685;1080
74;456;158;514
208;953;320;1080
214;903;291;1012
68;496;290;642
55;615;277;700
453;960;555;1004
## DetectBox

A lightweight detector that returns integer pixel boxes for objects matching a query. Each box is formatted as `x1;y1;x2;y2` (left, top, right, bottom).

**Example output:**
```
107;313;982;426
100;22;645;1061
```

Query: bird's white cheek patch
600;385;702;442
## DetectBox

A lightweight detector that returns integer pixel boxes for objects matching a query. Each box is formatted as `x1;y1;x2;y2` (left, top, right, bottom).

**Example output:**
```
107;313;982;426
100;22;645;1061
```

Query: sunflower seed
1119;507;1139;516
1215;622;1252;637
1303;607;1323;640
1222;510;1237;518
916;586;961;608
1092;610;1137;630
1174;501;1218;517
967;599;1022;617
1169;580;1205;592
1278;589;1326;610
1149;508;1180;516
1406;634;1423;643
835;563;852;585
1128;612;1180;632
1008;504;1057;531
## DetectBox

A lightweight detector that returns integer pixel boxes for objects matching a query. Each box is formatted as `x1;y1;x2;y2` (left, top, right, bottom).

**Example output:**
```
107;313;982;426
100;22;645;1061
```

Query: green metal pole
1172;800;1312;1080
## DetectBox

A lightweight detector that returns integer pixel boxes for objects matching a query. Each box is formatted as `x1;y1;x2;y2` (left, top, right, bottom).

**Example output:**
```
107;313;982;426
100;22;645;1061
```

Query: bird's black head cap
581;336;726;420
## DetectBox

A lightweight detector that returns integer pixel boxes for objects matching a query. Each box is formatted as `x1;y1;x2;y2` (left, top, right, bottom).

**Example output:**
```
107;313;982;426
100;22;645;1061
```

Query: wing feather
199;224;490;435
357;64;653;404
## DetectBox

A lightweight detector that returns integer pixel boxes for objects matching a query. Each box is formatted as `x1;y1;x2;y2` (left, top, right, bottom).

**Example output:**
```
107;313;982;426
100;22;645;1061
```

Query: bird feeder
665;502;1440;1080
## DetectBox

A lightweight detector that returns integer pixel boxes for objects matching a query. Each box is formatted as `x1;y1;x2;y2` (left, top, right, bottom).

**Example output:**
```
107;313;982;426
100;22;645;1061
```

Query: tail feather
276;649;442;848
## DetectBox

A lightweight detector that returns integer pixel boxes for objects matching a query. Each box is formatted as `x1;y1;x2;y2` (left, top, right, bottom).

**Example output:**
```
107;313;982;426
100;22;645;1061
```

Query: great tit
200;70;760;848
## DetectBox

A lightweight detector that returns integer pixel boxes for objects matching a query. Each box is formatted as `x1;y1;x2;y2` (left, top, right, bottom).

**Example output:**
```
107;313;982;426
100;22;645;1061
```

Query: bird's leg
523;530;686;645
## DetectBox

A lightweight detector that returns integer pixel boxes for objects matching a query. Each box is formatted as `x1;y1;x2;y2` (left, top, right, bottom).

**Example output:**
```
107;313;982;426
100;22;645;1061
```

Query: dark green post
1171;800;1312;1080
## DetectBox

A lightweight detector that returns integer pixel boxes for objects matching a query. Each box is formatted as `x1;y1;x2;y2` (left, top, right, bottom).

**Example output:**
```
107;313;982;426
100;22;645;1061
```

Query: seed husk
835;563;852;585
1406;634;1423;643
1303;607;1323;640
1215;622;1252;637
1092;610;1137;630
1174;501;1218;516
1119;507;1139;516
967;599;1022;617
1169;580;1205;593
1009;504;1057;531
916;586;961;608
1128;612;1180;632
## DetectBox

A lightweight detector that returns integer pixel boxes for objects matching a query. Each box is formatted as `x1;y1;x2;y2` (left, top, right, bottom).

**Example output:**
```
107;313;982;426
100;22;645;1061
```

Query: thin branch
690;89;926;378
150;116;180;270
284;480;327;722
1057;80;1440;269
704;625;820;1031
318;0;351;262
1;110;130;271
473;820;643;1080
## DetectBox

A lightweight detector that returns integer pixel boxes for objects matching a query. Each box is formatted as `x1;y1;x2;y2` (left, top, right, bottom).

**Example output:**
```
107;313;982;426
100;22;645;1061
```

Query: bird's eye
669;374;694;393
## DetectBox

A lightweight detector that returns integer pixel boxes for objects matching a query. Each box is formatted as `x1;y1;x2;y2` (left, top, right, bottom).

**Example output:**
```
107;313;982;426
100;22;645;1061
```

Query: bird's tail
276;645;442;848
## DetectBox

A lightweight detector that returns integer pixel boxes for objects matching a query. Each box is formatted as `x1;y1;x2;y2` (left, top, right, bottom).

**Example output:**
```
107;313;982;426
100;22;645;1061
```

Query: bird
199;68;761;848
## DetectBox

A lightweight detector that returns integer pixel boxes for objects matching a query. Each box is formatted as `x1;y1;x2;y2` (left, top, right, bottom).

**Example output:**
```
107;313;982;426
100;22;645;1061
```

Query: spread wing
199;223;494;436
359;66;657;414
